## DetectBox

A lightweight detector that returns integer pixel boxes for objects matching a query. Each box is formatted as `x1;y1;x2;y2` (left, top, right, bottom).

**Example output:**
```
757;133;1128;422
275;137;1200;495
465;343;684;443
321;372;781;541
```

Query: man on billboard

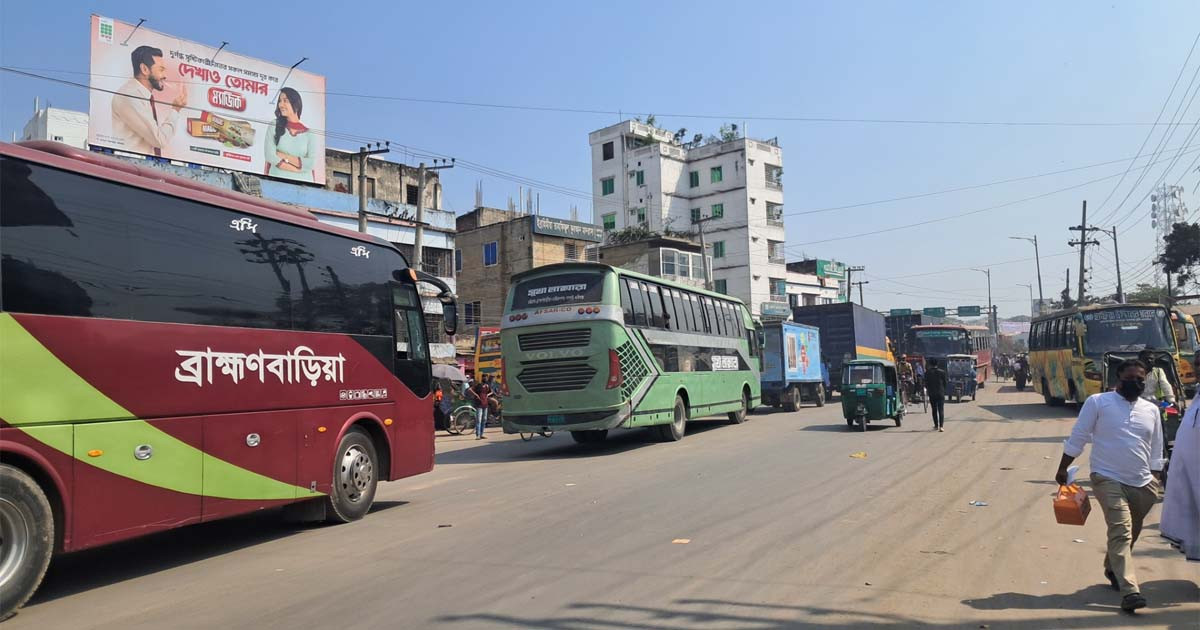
110;45;187;156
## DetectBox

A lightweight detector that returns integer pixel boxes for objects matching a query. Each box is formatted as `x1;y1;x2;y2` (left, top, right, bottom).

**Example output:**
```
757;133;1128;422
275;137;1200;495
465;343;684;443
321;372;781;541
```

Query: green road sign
889;308;912;317
923;307;946;317
957;306;981;317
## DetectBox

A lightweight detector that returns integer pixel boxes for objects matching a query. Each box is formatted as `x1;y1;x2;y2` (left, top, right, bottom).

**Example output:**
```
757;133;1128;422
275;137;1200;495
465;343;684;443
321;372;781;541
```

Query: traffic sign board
889;308;912;317
957;306;981;317
923;307;946;317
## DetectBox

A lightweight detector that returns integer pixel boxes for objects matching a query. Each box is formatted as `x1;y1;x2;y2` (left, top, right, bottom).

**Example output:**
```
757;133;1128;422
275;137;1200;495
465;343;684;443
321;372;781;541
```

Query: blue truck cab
761;321;827;411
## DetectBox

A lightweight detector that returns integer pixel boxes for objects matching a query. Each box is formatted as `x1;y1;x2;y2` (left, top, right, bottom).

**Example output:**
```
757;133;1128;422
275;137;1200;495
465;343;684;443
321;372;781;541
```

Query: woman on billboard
264;87;316;181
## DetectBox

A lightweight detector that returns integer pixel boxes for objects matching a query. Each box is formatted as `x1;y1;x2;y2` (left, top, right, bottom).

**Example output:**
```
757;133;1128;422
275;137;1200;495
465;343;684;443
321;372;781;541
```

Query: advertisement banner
815;260;846;279
88;15;326;184
531;216;604;242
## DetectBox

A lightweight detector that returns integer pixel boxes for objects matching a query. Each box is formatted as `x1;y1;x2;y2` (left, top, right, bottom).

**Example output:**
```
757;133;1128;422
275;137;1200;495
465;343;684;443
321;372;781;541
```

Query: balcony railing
768;293;788;303
768;254;786;265
766;212;784;227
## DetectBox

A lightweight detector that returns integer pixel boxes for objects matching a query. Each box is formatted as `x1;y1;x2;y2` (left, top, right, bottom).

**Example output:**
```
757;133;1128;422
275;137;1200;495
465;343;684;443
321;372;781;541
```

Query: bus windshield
1082;308;1174;354
511;272;605;310
912;329;968;356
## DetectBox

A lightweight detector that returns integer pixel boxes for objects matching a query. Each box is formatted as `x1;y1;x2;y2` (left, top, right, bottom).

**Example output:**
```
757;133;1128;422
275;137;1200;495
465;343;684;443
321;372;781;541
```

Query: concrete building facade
19;102;88;149
588;121;786;316
598;235;706;288
454;208;603;337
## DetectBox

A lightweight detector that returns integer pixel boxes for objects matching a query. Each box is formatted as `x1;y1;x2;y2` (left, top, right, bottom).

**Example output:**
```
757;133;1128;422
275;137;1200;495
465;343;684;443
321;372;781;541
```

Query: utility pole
845;265;866;304
1008;235;1043;313
1068;200;1100;305
853;280;869;305
413;158;455;272
693;215;715;291
352;142;391;233
1095;226;1123;303
1018;283;1034;316
972;268;993;334
1167;271;1174;309
1065;268;1070;305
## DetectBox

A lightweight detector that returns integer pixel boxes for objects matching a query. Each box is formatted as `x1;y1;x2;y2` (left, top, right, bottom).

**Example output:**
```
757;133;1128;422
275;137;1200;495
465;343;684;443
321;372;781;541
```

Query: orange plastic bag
1054;483;1092;526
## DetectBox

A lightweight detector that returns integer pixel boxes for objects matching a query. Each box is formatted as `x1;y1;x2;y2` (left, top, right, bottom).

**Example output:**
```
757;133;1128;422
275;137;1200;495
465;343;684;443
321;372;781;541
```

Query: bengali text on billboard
88;15;326;184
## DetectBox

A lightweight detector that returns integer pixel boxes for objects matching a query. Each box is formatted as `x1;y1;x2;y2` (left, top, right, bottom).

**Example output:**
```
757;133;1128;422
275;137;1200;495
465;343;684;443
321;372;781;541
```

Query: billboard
88;15;326;184
815;260;846;279
531;215;604;242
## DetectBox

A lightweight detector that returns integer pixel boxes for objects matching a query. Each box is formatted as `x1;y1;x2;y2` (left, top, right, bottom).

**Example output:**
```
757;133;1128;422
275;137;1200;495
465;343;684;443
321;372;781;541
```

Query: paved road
9;383;1198;629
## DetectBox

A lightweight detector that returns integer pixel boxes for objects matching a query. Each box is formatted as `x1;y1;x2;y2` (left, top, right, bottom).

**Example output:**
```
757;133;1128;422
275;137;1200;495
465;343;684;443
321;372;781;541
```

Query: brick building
454;208;603;337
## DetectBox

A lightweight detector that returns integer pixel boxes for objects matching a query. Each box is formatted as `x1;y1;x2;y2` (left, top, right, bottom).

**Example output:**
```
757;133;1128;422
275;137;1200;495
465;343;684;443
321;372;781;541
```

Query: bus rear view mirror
442;301;458;336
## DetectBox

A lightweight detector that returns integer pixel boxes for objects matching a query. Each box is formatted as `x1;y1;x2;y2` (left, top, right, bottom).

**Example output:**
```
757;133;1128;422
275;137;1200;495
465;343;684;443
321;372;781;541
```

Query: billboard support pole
354;143;391;233
271;57;308;103
120;18;146;46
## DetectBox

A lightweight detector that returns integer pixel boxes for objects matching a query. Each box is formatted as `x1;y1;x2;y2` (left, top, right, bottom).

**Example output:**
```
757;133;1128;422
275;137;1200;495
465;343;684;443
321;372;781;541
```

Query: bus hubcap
0;497;29;589
339;446;373;503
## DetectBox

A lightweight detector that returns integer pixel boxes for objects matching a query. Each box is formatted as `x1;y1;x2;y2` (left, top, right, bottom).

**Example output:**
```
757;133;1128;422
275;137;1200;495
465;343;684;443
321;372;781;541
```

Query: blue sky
3;0;1199;318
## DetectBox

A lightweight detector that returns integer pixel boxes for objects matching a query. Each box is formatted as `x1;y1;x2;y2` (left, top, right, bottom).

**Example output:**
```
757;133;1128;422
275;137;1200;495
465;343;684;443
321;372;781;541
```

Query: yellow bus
1171;309;1199;397
1030;303;1178;405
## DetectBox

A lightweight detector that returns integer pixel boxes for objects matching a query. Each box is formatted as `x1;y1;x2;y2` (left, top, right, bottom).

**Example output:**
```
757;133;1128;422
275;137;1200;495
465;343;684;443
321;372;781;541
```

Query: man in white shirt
1055;358;1165;613
110;45;186;156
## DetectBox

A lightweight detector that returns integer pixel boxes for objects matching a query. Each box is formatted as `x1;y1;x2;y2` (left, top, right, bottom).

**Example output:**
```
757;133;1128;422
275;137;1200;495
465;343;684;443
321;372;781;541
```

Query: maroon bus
0;141;456;615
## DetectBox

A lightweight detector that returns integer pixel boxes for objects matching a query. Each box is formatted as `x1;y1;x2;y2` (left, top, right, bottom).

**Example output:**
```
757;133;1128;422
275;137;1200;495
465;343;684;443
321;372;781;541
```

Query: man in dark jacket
925;358;948;432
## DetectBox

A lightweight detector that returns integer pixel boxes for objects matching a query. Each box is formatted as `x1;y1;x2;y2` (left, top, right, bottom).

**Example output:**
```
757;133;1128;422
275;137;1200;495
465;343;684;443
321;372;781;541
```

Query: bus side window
660;285;679;330
645;283;664;329
628;281;647;326
690;294;707;334
703;297;721;336
671;289;690;333
619;278;634;325
1030;322;1040;350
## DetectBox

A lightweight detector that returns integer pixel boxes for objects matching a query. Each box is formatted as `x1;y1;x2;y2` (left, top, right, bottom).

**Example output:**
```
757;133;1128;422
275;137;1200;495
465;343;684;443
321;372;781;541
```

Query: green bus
498;263;762;443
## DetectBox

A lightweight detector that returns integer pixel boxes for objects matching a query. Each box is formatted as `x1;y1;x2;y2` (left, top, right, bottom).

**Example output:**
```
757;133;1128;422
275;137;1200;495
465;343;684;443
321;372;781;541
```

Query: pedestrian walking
1161;357;1200;562
469;377;491;439
925;358;947;431
1054;359;1165;613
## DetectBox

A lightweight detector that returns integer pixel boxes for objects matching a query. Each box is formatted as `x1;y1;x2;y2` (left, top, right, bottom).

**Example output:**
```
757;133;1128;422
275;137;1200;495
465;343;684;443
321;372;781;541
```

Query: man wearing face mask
1055;359;1165;613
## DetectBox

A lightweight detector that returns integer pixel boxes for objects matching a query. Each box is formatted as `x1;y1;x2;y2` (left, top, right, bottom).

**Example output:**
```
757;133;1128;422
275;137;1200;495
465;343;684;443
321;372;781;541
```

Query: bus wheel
0;464;54;619
325;429;378;523
728;390;749;424
1041;380;1061;407
659;396;688;442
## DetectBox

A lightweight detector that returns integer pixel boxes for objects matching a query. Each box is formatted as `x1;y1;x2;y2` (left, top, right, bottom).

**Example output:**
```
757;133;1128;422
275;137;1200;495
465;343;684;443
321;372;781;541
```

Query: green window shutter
714;279;727;294
690;208;701;223
636;170;645;186
711;166;722;183
601;178;615;195
713;241;725;258
602;213;616;231
711;203;724;218
689;171;699;188
637;207;646;224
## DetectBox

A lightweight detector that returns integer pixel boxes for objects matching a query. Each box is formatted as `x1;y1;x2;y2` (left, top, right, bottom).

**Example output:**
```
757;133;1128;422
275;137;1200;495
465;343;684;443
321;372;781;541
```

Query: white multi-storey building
588;121;786;317
18;101;89;149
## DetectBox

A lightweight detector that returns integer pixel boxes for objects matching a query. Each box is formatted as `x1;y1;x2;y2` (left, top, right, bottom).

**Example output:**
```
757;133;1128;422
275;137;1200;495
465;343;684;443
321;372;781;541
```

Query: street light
1009;235;1044;311
1017;283;1034;317
972;268;994;334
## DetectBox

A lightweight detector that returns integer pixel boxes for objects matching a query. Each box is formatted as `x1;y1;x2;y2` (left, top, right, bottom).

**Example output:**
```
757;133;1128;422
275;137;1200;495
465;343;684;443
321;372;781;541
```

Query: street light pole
972;268;993;334
1017;283;1033;317
1009;235;1044;312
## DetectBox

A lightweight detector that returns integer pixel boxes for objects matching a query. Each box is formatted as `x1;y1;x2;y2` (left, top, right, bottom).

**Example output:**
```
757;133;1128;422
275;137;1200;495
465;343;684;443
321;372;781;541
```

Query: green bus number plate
547;415;566;424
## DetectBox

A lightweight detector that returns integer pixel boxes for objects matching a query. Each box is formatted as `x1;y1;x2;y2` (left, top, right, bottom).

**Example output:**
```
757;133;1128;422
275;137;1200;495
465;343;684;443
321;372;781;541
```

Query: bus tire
0;464;54;620
659;396;688;442
815;384;826;407
1042;379;1062;406
325;428;378;524
728;389;750;424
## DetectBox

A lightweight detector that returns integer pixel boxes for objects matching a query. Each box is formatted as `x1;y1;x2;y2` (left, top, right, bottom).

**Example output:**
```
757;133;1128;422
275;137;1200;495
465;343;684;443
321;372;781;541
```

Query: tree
1160;221;1200;286
1124;282;1172;305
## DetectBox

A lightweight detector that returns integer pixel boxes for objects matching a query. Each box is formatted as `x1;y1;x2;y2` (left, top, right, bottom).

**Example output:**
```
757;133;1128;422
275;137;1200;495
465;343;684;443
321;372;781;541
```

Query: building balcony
765;180;783;191
768;293;788;303
766;215;784;227
768;255;786;265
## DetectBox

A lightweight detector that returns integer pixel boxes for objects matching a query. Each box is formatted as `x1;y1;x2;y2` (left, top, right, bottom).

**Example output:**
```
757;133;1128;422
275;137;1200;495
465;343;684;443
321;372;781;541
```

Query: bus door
392;283;431;398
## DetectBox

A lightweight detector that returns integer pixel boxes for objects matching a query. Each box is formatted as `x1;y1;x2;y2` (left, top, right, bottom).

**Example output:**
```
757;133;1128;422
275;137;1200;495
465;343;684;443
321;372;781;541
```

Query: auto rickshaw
840;359;905;431
946;354;978;403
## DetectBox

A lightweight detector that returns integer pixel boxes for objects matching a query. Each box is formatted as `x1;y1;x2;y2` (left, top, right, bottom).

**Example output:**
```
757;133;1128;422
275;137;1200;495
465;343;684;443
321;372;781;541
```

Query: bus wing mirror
442;300;458;336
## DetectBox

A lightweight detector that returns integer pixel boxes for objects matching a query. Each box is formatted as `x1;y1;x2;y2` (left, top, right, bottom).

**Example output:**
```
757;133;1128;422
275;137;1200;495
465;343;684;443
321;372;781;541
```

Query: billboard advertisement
88;15;326;184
